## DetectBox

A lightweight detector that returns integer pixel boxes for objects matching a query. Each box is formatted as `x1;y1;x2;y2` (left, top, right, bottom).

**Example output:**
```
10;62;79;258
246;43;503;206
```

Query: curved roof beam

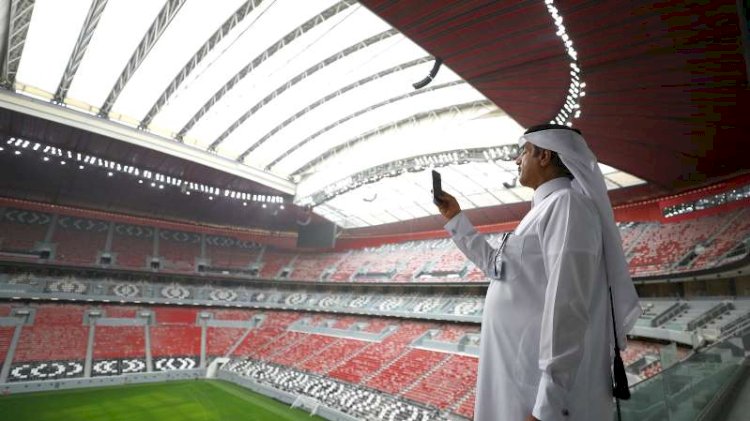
98;0;187;117
139;0;265;129
1;0;35;88
175;0;357;140
297;142;519;207
264;80;465;171
205;28;398;151
53;0;109;103
235;55;432;162
292;99;493;178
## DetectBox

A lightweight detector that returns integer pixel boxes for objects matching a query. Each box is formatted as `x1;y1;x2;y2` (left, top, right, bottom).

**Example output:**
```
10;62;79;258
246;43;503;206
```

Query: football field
0;379;324;421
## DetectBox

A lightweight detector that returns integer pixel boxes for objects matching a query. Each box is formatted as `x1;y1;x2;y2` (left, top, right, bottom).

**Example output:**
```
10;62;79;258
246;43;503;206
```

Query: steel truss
139;0;265;129
205;28;398;151
1;0;35;88
98;0;186;116
235;56;432;162
264;80;465;171
292;100;494;178
54;0;108;103
175;0;357;140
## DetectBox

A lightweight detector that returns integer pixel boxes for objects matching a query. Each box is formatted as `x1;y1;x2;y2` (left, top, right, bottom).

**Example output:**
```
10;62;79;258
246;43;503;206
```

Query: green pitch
0;379;325;420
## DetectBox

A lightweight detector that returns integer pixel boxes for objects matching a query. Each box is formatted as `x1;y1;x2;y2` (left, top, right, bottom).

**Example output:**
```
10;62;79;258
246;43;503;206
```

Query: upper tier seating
205;235;262;269
52;216;108;265
258;250;296;279
158;229;200;272
2;203;748;281
111;223;153;269
287;252;345;281
0;209;50;252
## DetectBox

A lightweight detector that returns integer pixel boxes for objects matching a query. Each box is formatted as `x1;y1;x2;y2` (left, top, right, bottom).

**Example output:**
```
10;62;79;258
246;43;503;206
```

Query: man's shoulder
546;187;598;219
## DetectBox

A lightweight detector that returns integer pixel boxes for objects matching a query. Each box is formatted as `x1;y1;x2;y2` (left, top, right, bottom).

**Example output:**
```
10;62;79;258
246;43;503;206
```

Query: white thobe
445;178;613;421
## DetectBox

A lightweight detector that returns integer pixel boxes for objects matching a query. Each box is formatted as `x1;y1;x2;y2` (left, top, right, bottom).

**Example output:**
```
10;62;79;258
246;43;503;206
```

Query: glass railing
617;325;748;421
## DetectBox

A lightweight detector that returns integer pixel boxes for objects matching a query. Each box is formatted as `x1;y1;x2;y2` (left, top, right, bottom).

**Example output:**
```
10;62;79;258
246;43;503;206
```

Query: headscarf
519;127;642;347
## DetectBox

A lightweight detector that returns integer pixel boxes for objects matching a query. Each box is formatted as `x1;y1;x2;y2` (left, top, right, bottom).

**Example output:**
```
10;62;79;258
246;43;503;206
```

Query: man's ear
539;149;552;167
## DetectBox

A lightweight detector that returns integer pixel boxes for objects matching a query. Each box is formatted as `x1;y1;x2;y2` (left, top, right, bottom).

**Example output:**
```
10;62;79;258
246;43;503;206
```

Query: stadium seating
52;217;108;265
258;250;296;279
271;333;337;366
93;326;145;359
1;204;748;281
150;307;201;357
110;223;153;269
13;305;88;362
0;209;50;252
366;348;448;394
404;354;479;409
328;321;434;383
207;327;246;357
205;236;262;269
158;229;201;272
287;252;345;281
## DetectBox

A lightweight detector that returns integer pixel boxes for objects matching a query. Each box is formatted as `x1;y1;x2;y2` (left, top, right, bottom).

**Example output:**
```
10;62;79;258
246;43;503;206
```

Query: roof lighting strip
296;143;520;207
2;136;285;205
544;0;585;126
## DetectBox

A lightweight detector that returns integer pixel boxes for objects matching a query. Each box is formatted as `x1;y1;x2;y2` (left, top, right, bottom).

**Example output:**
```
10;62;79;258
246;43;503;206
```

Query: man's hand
434;192;461;220
524;414;540;421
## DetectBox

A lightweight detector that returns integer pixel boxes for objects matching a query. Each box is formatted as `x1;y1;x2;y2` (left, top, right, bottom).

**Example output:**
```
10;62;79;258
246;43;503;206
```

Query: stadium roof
0;0;746;231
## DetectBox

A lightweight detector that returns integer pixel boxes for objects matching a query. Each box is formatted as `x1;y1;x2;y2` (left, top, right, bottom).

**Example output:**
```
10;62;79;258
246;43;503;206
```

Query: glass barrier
617;332;748;421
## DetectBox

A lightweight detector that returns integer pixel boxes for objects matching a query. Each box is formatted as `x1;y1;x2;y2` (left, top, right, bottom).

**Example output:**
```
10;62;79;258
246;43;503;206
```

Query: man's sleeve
532;195;601;421
444;212;503;280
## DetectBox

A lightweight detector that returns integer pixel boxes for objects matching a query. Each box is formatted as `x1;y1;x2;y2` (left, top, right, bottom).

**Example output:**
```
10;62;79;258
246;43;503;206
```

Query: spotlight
107;171;113;176
138;180;143;184
209;196;213;201
243;202;247;206
150;182;156;187
158;185;164;189
0;146;3;151
43;156;49;161
262;203;266;208
186;191;191;195
60;160;66;165
14;150;20;155
280;205;285;210
78;165;84;170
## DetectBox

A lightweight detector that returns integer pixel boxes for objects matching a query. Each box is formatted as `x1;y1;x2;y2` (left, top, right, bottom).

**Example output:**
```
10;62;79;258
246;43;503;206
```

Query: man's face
515;142;543;189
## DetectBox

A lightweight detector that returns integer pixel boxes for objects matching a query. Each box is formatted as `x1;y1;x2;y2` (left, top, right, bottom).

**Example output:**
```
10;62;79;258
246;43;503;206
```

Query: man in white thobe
435;124;641;421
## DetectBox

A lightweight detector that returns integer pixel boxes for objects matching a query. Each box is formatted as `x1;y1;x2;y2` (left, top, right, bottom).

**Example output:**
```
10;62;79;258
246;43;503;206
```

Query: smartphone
432;170;442;204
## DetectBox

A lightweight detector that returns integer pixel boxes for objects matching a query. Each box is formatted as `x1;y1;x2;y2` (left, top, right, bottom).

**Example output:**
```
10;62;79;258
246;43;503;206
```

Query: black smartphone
432;170;442;204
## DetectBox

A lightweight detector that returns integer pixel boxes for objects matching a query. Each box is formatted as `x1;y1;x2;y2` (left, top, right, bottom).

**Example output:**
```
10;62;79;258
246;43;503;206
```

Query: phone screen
432;170;442;203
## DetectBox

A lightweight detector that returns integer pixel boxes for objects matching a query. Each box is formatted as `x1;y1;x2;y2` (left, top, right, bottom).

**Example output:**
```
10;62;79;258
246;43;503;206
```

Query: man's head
515;124;577;189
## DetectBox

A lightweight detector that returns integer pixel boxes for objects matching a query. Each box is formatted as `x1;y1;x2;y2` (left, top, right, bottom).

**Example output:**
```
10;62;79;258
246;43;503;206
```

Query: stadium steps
397;352;452;397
